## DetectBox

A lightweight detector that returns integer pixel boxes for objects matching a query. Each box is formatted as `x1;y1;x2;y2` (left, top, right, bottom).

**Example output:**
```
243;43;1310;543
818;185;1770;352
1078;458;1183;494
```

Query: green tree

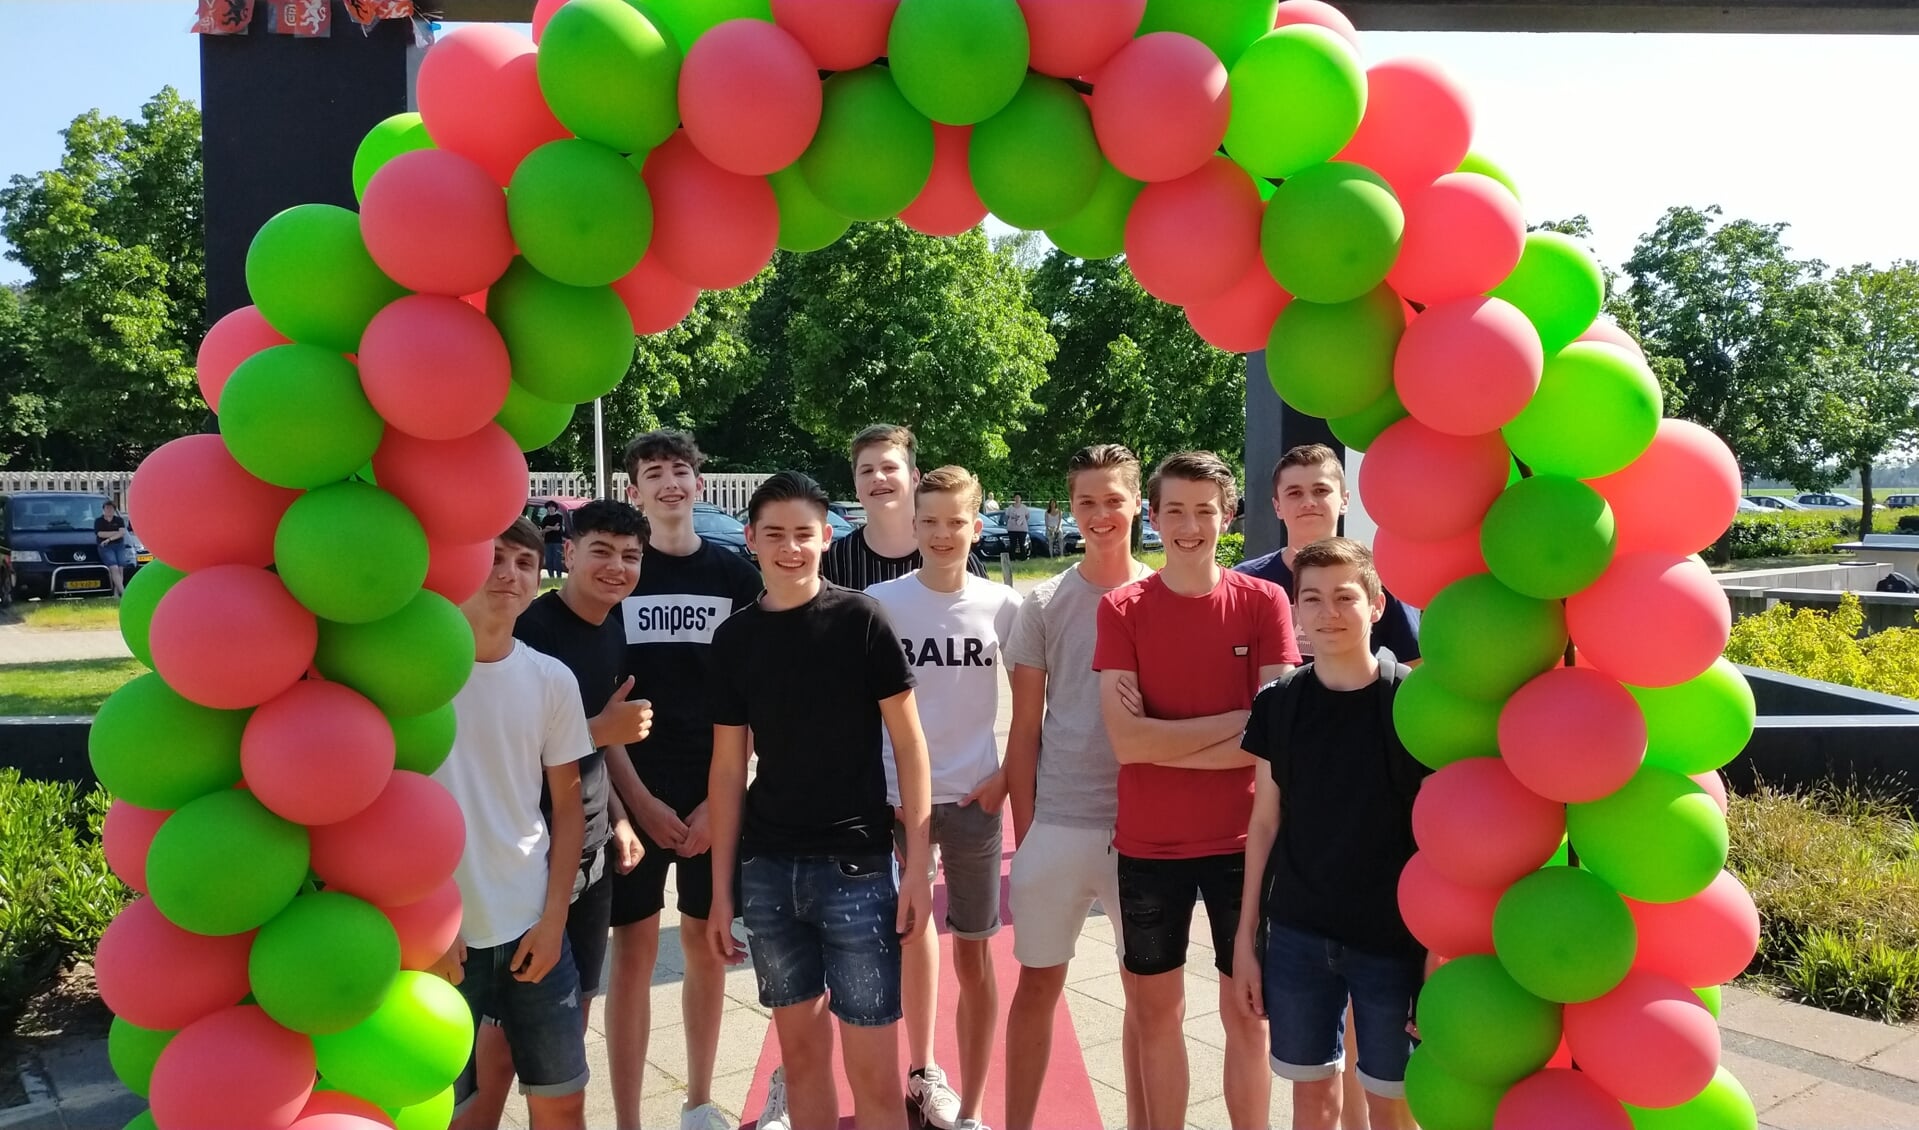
1819;262;1919;533
1531;215;1683;404
0;285;50;467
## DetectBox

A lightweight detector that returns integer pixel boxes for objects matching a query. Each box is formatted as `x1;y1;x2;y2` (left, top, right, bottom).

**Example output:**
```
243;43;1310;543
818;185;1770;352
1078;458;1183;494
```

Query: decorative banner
189;0;255;35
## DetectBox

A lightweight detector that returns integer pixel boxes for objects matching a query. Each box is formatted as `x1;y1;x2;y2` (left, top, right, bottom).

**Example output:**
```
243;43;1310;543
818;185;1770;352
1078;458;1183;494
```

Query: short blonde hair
915;465;983;515
1292;537;1382;600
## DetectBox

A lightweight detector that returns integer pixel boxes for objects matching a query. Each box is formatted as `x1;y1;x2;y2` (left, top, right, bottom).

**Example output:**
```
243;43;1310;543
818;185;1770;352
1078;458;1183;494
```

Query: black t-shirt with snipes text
514;590;623;854
821;524;987;591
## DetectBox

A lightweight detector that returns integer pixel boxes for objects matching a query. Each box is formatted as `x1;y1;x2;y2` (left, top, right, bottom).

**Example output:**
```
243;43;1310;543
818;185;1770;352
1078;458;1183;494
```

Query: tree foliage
1819;262;1919;530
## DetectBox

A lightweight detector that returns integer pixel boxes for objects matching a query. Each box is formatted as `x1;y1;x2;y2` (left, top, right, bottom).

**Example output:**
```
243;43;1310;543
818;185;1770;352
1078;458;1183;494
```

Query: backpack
1259;654;1426;816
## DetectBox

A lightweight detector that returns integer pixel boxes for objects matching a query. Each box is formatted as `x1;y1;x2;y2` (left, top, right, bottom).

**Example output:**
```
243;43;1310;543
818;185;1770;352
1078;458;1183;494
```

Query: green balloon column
99;1;1758;1125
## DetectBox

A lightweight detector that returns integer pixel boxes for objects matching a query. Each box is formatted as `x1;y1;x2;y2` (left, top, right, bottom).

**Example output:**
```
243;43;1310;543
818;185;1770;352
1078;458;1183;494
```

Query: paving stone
1066;984;1130;1048
1722;1047;1823;1113
1764;1079;1919;1129
1089;1077;1129;1130
1722;991;1910;1062
1862;1032;1919;1085
1079;1037;1133;1104
1074;970;1131;1012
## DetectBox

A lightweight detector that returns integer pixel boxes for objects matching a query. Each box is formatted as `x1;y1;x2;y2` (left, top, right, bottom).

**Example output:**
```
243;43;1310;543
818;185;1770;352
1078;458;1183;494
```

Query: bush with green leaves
1216;532;1246;568
0;773;130;1030
1730;508;1909;558
1724;592;1919;700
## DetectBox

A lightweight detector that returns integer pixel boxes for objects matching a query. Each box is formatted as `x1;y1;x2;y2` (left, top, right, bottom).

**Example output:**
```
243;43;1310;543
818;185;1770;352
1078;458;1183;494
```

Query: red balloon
1694;769;1730;814
372;425;529;546
1185;258;1293;353
415;25;568;186
1394;296;1542;436
1359;418;1511;542
1498;667;1646;804
642;133;780;291
1091;32;1231;183
1274;0;1360;47
242;681;396;827
298;1092;394;1126
197;306;289;412
129;435;300;571
1020;0;1147;78
1335;59;1473;198
150;1005;315;1130
901;124;988;237
612;252;699;336
1494;1068;1631;1130
1397;850;1500;958
357;295;512;441
529;0;567;40
150;566;318;710
1412;758;1565;889
681;20;823;176
1628;870;1759;988
1586;419;1742;556
1547;1038;1575;1070
96;898;253;1030
1565;971;1721;1108
1124;155;1262;305
361;149;515;298
422;537;495;605
1373;523;1487;608
103;800;171;895
1567;552;1731;688
309;771;466;906
1578;318;1645;357
770;0;897;70
292;1116;395;1130
380;876;465;971
1388;173;1526;304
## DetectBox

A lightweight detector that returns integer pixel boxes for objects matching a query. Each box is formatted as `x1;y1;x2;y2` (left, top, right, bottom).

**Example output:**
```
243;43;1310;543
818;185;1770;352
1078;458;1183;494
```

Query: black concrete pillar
1244;350;1343;557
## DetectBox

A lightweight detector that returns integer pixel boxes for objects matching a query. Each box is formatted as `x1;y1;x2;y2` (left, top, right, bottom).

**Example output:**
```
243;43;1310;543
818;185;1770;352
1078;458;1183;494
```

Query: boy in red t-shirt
1093;451;1300;1130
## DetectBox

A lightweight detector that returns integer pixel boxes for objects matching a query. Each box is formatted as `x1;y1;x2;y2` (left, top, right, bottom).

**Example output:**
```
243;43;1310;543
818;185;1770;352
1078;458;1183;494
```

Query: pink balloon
103;800;171;895
529;0;567;40
1394;296;1542;436
197;306;289;412
150;1005;315;1130
1359;418;1510;542
612;252;699;336
1693;770;1730;815
1567;552;1731;688
642;133;780;290
1578;318;1645;357
1021;0;1147;78
1627;870;1759;988
1494;1068;1631;1130
357;295;512;441
422;537;495;605
96;898;253;1030
1185;258;1293;353
1091;32;1231;183
681;20;823;176
242;681;396;827
1586;419;1742;556
1373;523;1487;608
901;124;988;237
128;435;299;571
770;0;897;70
1335;59;1474;198
1412;758;1565;889
1124;155;1263;305
291;1116;395;1130
415;26;568;186
150;566;317;710
1547;1038;1575;1070
1388;173;1526;304
1565;971;1721;1108
1274;0;1360;47
380;876;465;971
298;1092;394;1126
1498;667;1646;804
1397;850;1500;958
361;149;515;297
373;424;529;546
309;771;466;906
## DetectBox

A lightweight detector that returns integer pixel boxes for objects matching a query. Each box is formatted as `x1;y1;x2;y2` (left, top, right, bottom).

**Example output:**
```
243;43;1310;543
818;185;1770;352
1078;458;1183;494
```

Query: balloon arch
90;1;1762;1127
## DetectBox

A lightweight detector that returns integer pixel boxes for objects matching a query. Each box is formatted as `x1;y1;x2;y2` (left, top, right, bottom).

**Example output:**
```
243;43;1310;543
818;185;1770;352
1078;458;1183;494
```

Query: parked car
1796;492;1865;509
693;503;752;559
975;511;1013;558
829;501;867;527
1140;515;1162;550
1743;494;1807;512
1029;515;1083;557
1736;498;1769;514
1885;494;1919;510
523;495;593;527
1;492;151;602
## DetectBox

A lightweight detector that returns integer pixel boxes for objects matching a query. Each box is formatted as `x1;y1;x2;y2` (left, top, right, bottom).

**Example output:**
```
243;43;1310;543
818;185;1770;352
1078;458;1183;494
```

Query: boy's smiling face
747;499;830;587
1295;561;1384;659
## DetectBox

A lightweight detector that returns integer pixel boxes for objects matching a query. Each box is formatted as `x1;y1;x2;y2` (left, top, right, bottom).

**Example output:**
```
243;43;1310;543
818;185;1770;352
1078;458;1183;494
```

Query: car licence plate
64;579;102;590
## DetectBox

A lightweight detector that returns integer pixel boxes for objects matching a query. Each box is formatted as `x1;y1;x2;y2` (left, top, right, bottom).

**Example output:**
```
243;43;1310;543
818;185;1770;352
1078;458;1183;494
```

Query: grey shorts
893;801;1004;940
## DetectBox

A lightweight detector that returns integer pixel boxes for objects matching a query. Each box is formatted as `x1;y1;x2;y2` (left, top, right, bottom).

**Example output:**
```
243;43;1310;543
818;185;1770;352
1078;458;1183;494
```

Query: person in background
1043;500;1063;556
1002;495;1031;561
822;424;985;590
94;500;131;597
983;493;1000;513
540;501;567;579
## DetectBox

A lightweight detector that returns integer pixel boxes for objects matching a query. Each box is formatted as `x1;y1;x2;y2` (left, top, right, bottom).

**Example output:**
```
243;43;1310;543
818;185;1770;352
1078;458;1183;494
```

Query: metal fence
2;471;772;514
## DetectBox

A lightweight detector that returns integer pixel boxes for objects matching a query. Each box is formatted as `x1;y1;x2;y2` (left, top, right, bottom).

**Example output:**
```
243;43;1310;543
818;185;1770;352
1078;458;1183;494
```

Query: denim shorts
740;853;902;1027
99;543;134;567
452;933;589;1109
1261;922;1424;1098
1116;852;1245;976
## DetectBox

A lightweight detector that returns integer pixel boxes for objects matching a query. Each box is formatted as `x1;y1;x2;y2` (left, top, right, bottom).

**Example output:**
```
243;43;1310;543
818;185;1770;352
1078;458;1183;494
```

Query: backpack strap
1261;665;1309;797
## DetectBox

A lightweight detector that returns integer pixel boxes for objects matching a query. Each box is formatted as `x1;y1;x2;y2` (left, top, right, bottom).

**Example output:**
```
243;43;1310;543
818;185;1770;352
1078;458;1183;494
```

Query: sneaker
757;1066;789;1130
955;1121;990;1130
681;1101;732;1130
907;1064;962;1130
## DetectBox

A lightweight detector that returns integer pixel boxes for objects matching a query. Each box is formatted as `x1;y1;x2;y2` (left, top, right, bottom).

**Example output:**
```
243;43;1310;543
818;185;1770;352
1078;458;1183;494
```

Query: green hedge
1216;532;1245;568
0;773;130;1031
1730;508;1909;559
1724;592;1919;699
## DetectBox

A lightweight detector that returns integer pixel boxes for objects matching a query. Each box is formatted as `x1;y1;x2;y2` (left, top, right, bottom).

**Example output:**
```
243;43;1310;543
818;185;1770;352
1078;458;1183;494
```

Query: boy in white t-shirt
866;466;1022;1130
429;518;595;1130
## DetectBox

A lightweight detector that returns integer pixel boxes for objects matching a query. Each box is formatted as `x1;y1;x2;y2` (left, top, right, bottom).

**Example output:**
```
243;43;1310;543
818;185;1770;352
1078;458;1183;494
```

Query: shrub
1724;592;1919;700
1729;508;1911;559
1215;532;1246;568
0;773;130;1031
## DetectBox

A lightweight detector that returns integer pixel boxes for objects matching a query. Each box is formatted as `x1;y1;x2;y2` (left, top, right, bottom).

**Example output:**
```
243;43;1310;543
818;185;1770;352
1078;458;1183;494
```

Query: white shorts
1009;822;1125;969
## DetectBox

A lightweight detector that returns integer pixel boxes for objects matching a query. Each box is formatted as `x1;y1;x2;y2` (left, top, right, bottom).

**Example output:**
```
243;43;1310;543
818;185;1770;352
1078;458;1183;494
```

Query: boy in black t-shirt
707;472;934;1130
822;423;986;590
1231;538;1432;1130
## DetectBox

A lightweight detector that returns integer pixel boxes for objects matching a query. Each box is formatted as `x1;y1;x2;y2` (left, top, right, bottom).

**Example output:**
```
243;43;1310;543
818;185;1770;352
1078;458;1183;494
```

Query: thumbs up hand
592;676;655;746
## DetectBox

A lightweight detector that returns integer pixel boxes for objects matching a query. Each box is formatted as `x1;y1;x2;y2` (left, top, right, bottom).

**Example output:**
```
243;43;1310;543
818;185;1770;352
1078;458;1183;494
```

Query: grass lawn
1711;554;1852;573
997;549;1167;584
0;659;145;716
3;598;122;632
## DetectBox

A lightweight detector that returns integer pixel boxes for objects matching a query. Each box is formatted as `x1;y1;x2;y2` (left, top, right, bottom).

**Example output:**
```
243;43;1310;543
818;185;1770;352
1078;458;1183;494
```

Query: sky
3;3;1919;285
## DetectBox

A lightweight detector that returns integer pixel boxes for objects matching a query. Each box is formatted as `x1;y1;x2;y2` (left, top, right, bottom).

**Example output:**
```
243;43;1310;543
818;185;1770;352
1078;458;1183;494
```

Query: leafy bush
1730;508;1911;559
0;773;130;1031
1724;592;1919;700
1216;532;1245;568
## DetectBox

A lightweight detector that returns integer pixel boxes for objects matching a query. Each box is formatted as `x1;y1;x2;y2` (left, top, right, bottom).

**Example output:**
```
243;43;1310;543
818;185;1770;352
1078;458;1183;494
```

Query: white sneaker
681;1101;732;1130
907;1064;962;1130
955;1120;990;1130
757;1066;790;1130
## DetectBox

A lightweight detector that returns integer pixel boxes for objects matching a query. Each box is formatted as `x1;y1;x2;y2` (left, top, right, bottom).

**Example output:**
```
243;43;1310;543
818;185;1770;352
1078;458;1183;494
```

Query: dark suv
1;492;150;602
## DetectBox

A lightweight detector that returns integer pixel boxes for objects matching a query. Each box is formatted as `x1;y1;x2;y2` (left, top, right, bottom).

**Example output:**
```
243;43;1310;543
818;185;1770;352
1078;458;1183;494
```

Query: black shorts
568;847;613;997
1116;851;1246;977
611;775;724;927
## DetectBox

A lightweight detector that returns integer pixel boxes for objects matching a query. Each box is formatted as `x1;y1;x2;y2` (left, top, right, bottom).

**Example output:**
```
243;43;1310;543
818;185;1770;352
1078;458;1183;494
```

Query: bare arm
1230;759;1282;1018
541;761;585;924
705;724;751;962
1100;670;1249;765
880;689;934;939
1155;662;1293;771
1005;664;1045;845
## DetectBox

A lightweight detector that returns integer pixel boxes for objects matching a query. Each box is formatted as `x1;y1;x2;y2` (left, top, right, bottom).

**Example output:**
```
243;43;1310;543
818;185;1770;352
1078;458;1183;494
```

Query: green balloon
276;483;429;624
642;0;770;51
495;379;577;453
1626;1066;1757;1130
768;166;852;253
1548;836;1572;867
1695;983;1724;1018
508;139;653;289
1393;663;1500;771
120;561;185;669
1139;0;1278;66
1568;765;1728;904
108;1017;176;1098
1628;658;1756;776
1489;231;1604;355
1479;475;1617;600
1404;1044;1503;1130
1225;27;1366;178
1419;573;1568;702
1045;161;1143;260
799;68;935;222
969;74;1102;230
126;1112;157;1130
146;789;310;936
353;113;434;202
315;590;477;717
1504;341;1663;479
887;0;1030;126
1261;162;1403;304
251;891;402;1035
536;0;681;155
1493;867;1637;1003
391;1085;457;1130
1415;954;1563;1087
487;258;636;404
1457;151;1519;200
220;345;385;489
389;703;458;776
314;971;475;1109
245;204;407;354
1328;383;1409;452
1267;284;1406;421
89;673;247;810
